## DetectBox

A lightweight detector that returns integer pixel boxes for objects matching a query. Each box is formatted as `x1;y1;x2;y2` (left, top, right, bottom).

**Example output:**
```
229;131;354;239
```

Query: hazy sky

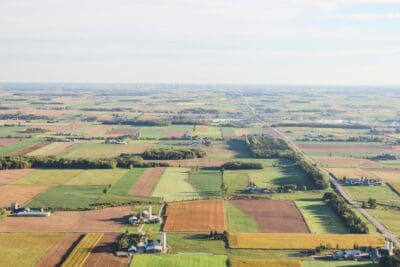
1;0;400;84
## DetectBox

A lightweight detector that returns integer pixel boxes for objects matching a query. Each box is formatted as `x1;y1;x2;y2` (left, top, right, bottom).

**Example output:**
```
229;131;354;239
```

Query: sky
1;0;400;85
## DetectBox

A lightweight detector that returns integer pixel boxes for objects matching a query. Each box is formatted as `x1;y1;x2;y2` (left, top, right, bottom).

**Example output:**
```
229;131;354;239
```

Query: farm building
128;206;160;225
343;177;383;186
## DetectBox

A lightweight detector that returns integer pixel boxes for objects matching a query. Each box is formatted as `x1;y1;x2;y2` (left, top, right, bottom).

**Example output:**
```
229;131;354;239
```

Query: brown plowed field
0;184;51;208
129;167;165;196
83;233;129;267
0;207;131;232
164;199;226;232
163;131;185;138
0;169;34;184
195;125;208;132
85;125;110;136
298;143;400;153
0;138;21;147
146;158;232;167
11;141;52;156
42;142;76;156
312;156;377;166
36;233;83;267
231;199;309;233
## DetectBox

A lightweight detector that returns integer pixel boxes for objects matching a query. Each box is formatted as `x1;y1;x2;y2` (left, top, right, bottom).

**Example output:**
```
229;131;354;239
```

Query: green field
108;168;146;195
189;168;222;197
225;201;259;233
0;233;64;267
25;142;59;156
369;208;400;236
130;254;228;267
14;169;84;185
295;201;348;234
0;138;42;156
60;143;117;158
167;233;227;254
27;185;105;209
151;167;199;201
344;185;400;206
65;168;128;185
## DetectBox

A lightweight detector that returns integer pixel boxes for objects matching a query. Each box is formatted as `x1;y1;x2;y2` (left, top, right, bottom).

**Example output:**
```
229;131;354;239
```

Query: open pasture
14;169;84;185
130;254;228;267
230;257;301;267
189;168;222;197
108;168;146;195
167;233;227;254
66;168;128;185
225;201;259;233
313;157;377;167
230;199;309;233
151;167;199;201
0;138;41;156
368;208;400;236
0;207;131;232
228;233;386;249
295;201;348;234
0;168;33;184
164;199;226;232
27;184;105;209
344;185;400;206
61;143;117;158
129;167;165;196
41;142;77;156
0;233;64;267
0;184;51;208
61;233;103;267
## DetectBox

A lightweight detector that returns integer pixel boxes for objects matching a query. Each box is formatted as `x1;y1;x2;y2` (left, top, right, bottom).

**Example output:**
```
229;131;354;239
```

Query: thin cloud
330;12;400;20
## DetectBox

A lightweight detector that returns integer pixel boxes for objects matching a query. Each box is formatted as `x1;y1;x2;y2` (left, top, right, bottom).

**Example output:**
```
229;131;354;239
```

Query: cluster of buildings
127;232;167;254
128;206;160;225
246;185;276;194
342;177;383;186
10;202;50;217
331;242;394;262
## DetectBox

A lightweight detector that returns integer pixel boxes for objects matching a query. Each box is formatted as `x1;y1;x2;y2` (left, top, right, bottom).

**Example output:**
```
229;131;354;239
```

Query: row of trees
246;135;329;189
141;147;206;160
323;192;369;234
100;119;170;126
221;161;263;170
0;155;169;170
271;122;371;129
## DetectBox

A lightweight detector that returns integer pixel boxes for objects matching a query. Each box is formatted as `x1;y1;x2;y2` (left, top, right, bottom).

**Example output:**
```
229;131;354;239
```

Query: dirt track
231;199;309;233
129;167;165;196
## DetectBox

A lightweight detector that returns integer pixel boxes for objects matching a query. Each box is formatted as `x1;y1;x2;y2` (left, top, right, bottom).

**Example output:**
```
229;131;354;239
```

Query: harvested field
163;130;185;138
146;158;232;167
313;157;377;166
388;182;400;195
62;233;103;267
262;127;281;138
0;168;33;184
0;207;131;232
0;233;64;267
230;199;309;233
11;141;52;156
0;184;51;208
298;143;400;154
85;125;110;136
230;257;301;267
164;199;226;232
228;233;385;249
83;233;129;267
113;144;154;155
195;125;208;132
234;129;249;136
58;122;85;134
42;142;77;156
37;233;83;267
129;167;165;196
106;128;139;138
0;137;21;147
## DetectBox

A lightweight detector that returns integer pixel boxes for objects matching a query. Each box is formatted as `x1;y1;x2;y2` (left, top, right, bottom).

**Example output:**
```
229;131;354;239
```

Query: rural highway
238;91;400;248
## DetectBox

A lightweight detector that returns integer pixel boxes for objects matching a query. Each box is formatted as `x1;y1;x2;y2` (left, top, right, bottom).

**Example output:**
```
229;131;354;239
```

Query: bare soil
129;167;165;196
11;141;52;156
0;184;52;208
0;169;34;184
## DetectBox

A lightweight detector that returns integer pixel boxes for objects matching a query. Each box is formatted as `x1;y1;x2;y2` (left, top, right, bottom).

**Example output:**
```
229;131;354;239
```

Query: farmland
0;87;399;266
228;233;386;249
164;199;226;232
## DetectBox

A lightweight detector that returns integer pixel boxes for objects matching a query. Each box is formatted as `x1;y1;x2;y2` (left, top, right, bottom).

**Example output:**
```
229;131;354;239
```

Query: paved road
237;91;400;248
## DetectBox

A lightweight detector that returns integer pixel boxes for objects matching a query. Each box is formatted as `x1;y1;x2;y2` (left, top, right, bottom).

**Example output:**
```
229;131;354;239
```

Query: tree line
221;161;263;170
323;192;369;234
141;147;206;160
272;123;371;129
246;135;329;189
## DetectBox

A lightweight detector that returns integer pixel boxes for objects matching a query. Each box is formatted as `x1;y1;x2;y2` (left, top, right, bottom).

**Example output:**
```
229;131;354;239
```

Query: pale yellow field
389;182;400;194
228;233;385;249
328;168;400;183
61;233;103;267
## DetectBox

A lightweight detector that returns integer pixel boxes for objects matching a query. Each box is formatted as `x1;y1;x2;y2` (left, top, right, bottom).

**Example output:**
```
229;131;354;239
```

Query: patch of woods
221;161;263;170
246;135;329;189
297;136;383;143
323;192;369;234
141;147;206;160
0;155;169;170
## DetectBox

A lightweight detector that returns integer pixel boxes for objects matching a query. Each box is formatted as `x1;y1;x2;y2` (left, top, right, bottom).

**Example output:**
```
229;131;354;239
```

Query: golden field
228;233;386;249
230;257;301;267
61;233;103;267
